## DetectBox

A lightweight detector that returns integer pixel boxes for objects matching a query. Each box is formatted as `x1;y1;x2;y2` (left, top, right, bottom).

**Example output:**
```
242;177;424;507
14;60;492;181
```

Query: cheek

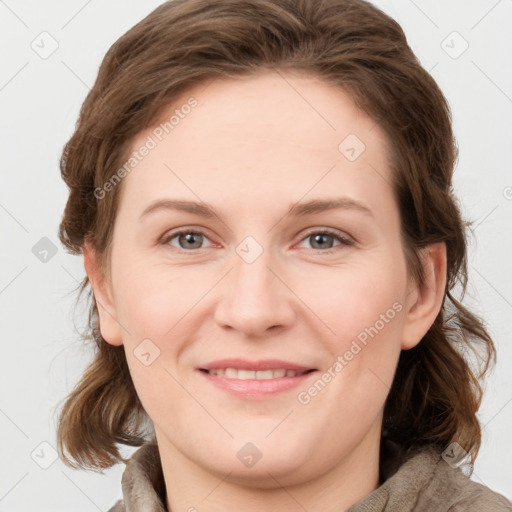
113;259;204;339
306;259;406;407
299;297;404;449
311;259;406;348
111;264;196;402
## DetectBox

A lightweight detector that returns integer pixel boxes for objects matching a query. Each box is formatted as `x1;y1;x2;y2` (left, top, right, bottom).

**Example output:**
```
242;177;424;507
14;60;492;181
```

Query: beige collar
109;442;511;512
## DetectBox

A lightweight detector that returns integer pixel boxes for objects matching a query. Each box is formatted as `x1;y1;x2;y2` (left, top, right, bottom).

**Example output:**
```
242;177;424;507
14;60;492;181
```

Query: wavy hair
56;0;496;472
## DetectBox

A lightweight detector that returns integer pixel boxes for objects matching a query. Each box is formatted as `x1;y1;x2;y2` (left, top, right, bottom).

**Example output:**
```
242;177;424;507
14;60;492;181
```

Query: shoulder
418;446;512;511
350;443;512;512
441;471;512;511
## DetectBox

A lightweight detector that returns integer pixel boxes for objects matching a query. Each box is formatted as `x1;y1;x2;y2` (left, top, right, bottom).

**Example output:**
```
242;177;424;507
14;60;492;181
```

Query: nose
214;247;296;338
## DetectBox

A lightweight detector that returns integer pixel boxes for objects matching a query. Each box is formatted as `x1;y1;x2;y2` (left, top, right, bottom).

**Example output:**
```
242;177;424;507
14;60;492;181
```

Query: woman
56;0;512;510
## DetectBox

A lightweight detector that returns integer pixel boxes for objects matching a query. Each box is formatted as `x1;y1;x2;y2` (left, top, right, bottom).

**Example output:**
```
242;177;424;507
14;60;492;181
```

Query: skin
84;70;447;512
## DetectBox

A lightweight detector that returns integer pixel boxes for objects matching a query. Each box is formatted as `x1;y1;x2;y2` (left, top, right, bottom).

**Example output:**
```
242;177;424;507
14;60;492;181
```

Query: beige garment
108;442;512;512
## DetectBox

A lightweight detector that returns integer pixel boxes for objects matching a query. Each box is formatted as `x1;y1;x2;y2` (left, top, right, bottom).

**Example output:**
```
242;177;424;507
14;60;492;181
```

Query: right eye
161;229;215;251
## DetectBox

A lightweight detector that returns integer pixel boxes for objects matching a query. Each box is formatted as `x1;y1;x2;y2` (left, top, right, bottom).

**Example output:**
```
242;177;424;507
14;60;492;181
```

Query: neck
155;425;381;512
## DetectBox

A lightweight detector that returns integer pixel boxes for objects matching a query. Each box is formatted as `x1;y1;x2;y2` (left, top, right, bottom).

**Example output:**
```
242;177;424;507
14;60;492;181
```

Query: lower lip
197;370;317;398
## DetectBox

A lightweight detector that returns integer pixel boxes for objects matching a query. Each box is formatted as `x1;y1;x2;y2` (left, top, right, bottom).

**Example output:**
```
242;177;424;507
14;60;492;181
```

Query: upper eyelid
161;228;216;244
301;227;353;241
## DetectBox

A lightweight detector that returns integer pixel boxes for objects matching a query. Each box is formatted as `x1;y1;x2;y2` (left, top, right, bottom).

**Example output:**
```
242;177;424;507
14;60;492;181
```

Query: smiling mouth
199;368;316;379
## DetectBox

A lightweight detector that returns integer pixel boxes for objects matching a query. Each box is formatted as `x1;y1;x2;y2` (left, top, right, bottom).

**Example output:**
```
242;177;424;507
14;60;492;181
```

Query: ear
83;241;124;346
401;242;447;350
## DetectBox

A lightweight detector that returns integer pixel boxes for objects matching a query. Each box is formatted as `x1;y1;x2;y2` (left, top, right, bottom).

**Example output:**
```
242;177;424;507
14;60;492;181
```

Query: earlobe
83;241;124;346
401;242;447;350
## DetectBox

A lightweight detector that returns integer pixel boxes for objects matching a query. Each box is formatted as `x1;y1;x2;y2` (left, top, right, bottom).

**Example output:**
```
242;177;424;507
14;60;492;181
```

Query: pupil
181;233;202;249
313;234;332;249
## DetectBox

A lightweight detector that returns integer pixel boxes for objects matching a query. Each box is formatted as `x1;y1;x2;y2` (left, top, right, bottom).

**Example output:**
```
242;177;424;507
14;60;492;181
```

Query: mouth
199;368;316;379
196;359;318;398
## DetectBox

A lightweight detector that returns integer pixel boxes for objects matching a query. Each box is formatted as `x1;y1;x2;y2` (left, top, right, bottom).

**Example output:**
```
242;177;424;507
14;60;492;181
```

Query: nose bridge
214;239;294;336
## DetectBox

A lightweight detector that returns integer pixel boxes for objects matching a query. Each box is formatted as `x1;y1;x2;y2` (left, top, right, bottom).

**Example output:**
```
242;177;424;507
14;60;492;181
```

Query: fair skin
84;71;446;512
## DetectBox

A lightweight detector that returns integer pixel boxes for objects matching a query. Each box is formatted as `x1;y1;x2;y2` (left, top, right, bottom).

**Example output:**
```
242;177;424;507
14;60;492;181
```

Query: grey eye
165;231;209;250
308;233;337;250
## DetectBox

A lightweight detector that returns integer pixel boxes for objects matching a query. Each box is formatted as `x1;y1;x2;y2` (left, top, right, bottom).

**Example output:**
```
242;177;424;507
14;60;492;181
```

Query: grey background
1;0;511;510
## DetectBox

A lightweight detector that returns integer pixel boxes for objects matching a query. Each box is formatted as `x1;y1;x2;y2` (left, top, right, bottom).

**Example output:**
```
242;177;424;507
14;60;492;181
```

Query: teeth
207;368;305;379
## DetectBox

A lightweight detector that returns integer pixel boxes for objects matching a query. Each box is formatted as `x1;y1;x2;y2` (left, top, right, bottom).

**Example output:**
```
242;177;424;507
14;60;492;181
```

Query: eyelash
161;228;355;255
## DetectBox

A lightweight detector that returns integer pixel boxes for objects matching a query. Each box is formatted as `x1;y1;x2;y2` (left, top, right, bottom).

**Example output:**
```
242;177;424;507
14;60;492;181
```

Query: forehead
117;71;395;223
151;71;382;154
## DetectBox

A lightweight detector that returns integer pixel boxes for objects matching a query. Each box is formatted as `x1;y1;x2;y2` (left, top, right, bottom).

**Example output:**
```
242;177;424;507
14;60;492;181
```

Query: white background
1;0;511;510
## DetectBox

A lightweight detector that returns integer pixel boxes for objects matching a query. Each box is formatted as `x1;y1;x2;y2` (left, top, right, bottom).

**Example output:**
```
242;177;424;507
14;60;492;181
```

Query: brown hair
56;0;496;472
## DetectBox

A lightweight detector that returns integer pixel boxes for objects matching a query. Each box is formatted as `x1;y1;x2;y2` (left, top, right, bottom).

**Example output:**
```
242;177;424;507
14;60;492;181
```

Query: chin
195;435;320;487
211;456;316;489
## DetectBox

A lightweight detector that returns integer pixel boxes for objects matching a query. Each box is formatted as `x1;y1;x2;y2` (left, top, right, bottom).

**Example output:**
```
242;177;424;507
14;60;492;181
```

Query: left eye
297;230;354;252
162;229;354;252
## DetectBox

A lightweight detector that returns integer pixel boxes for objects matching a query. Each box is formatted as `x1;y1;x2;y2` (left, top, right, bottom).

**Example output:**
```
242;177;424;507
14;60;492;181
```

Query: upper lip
199;359;316;372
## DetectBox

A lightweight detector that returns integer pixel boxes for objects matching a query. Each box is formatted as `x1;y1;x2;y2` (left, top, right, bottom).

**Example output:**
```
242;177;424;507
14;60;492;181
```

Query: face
87;71;443;486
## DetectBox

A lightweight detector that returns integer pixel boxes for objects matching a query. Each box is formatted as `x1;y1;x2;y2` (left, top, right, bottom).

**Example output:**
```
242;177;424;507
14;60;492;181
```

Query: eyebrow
139;197;374;221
